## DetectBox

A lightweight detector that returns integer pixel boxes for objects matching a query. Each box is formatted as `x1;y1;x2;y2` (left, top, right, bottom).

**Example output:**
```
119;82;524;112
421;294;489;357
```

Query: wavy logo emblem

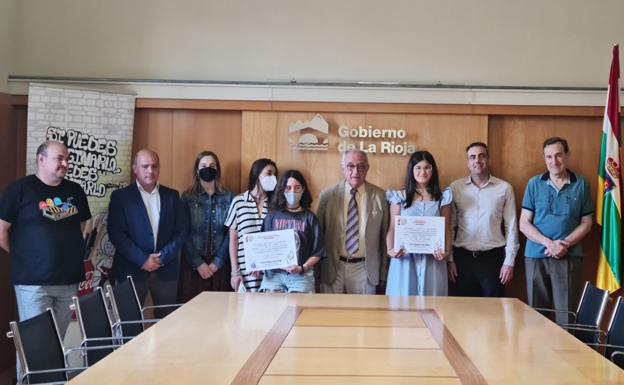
288;114;329;151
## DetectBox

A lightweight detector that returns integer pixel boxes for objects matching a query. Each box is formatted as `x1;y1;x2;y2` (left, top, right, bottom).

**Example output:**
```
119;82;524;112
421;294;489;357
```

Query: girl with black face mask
178;151;233;302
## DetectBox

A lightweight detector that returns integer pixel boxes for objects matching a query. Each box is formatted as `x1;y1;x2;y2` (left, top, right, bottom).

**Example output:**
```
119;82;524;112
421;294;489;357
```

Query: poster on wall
26;83;135;295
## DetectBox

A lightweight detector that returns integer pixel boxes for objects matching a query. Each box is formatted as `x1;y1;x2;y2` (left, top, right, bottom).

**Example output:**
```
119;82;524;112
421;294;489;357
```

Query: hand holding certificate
393;216;445;255
243;229;298;272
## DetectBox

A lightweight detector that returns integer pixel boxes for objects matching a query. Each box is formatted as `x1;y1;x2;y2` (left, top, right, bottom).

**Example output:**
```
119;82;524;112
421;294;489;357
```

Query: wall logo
338;125;415;156
288;114;329;151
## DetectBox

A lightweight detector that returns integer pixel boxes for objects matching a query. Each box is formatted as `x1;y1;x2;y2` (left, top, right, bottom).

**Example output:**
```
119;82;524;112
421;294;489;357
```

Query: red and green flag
596;44;622;292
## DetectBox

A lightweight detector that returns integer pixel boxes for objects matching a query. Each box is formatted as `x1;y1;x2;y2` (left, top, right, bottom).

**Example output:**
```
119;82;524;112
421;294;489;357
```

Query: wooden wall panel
241;112;279;191
2;100;616;315
489;115;603;300
14;106;27;179
0;93;17;377
130;97;607;117
133;109;174;187
171;110;242;194
117;109;245;194
242;111;487;204
0;94;16;188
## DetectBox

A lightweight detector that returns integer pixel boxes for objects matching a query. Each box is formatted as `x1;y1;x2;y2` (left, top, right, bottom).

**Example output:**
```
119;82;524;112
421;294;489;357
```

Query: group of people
0;135;593;341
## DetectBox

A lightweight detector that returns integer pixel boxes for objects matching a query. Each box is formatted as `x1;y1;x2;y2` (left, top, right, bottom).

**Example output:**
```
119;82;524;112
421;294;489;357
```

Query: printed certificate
243;229;297;272
394;216;444;254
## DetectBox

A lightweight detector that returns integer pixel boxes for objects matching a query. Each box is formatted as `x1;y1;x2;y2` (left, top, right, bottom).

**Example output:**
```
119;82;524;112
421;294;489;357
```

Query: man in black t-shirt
0;141;91;339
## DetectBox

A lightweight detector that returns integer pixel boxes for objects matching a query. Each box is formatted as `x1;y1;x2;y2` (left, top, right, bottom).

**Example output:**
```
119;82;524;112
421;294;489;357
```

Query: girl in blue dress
385;151;452;296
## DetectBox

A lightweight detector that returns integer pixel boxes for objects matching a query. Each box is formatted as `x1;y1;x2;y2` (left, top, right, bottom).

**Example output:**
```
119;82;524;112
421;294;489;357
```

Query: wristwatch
299;264;306;275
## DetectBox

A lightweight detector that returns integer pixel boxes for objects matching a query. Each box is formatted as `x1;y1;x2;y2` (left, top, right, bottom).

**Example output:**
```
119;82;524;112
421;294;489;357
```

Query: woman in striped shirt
225;158;278;291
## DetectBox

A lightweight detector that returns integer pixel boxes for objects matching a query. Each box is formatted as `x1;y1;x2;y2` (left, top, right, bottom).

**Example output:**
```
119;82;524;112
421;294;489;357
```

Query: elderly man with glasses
317;149;389;294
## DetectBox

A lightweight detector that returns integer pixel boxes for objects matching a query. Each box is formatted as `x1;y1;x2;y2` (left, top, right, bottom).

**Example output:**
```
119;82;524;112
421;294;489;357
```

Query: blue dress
385;189;452;296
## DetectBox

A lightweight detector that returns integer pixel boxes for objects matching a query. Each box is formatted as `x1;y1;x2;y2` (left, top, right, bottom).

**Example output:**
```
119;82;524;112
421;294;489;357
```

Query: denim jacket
182;190;233;269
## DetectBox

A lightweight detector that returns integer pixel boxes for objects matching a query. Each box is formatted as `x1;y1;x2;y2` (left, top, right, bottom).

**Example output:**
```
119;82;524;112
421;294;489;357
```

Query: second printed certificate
394;216;445;254
243;229;298;272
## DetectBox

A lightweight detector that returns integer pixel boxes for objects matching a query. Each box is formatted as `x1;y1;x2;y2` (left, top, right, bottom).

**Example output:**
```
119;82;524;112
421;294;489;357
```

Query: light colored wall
13;0;624;88
0;0;16;93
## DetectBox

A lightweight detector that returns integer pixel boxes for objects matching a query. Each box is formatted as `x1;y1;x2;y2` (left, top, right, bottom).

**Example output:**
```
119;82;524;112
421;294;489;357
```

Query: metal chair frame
582;296;624;368
70;286;128;366
6;308;117;385
534;281;609;343
104;275;182;341
612;351;624;366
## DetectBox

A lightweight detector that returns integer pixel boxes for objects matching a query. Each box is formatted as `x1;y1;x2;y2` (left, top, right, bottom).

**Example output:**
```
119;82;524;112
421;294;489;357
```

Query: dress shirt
340;181;367;258
450;175;519;266
137;181;161;251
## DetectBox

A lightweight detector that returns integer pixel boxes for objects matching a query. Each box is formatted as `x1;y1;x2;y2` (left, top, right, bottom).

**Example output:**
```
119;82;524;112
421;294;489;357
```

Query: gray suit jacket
317;181;389;286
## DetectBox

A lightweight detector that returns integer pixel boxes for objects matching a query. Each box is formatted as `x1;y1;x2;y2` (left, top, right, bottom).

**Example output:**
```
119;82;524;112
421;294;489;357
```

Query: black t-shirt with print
0;175;91;285
262;209;325;266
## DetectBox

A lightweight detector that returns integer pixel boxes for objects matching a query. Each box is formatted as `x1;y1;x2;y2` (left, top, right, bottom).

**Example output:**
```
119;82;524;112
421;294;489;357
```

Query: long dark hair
404;151;442;208
247;158;278;198
270;170;312;211
183;151;224;198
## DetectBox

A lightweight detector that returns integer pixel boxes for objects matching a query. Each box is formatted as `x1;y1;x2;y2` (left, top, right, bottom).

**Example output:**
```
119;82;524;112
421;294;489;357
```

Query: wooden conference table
68;292;624;385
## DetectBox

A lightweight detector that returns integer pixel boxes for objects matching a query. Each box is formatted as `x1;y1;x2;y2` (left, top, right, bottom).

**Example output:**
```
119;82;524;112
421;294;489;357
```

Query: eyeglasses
344;163;369;172
414;165;433;172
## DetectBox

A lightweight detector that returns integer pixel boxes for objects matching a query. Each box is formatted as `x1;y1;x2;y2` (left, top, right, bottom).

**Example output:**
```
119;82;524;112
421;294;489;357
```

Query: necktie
345;188;359;255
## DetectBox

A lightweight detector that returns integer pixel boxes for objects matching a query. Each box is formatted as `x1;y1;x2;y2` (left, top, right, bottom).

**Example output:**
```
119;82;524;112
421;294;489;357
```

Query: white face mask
259;175;277;192
284;192;303;207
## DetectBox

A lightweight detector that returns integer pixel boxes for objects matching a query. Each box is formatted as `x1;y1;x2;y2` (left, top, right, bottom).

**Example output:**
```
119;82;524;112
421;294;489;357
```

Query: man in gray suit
317;149;389;294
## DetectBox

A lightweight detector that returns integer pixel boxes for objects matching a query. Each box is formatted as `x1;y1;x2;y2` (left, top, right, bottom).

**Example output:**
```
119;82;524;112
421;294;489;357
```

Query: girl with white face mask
225;158;277;292
258;170;325;293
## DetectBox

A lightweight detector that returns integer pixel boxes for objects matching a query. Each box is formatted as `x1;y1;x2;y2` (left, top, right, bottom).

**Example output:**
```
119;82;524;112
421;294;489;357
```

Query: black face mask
198;167;218;182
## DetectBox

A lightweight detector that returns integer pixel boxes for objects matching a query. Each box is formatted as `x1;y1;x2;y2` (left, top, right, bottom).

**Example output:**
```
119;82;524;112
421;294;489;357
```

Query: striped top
224;190;269;291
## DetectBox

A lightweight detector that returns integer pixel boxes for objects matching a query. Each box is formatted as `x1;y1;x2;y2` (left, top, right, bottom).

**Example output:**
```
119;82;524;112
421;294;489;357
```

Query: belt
455;246;504;258
339;256;365;263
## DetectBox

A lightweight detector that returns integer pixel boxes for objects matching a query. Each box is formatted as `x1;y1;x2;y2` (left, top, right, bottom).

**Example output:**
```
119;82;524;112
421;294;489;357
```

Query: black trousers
131;272;178;318
454;246;505;297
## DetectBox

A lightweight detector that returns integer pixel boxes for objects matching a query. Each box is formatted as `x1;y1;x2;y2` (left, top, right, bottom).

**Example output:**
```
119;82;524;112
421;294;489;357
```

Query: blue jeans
260;269;314;293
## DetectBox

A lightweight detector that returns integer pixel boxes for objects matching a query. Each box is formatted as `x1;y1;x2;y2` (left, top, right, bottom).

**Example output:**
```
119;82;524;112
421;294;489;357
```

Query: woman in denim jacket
178;151;233;301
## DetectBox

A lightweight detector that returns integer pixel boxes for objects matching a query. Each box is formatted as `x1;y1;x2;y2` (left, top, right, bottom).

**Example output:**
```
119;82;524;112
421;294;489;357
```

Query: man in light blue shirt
520;137;593;324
